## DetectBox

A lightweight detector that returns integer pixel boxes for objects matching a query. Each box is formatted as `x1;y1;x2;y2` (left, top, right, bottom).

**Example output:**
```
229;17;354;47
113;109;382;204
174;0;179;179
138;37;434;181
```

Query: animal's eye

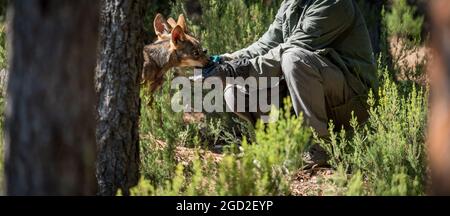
193;50;200;56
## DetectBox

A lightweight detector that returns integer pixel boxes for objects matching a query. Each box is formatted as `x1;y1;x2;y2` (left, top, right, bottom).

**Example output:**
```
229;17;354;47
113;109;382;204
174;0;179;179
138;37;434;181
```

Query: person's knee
281;48;318;78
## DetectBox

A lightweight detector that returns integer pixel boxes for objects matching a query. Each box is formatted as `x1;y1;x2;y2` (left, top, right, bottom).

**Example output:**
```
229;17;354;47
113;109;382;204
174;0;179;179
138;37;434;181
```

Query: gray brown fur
142;14;209;102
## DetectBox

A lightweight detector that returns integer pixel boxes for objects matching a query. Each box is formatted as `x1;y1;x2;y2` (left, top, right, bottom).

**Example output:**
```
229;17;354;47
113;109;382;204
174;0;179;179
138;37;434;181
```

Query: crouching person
200;0;378;168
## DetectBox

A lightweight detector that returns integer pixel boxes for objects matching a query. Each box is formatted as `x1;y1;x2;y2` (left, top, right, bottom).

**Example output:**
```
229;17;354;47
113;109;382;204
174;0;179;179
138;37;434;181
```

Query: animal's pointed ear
171;25;185;47
153;14;165;34
177;14;188;32
154;13;169;39
167;17;177;29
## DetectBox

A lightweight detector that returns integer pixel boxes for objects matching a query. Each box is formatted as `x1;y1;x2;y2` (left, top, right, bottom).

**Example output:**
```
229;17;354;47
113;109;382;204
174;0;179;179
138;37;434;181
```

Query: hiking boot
302;144;330;169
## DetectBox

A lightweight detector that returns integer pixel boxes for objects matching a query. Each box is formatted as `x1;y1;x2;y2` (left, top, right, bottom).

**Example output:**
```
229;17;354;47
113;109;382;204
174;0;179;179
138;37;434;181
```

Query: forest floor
157;112;338;196
291;168;336;196
390;36;429;84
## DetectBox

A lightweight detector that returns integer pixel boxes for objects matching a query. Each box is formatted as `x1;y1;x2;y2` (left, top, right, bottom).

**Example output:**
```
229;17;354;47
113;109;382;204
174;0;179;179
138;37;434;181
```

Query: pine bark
96;0;146;196
5;0;99;195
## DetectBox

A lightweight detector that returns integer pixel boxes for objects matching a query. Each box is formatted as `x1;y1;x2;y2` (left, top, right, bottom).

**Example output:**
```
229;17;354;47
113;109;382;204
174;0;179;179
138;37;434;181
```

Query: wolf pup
142;14;209;100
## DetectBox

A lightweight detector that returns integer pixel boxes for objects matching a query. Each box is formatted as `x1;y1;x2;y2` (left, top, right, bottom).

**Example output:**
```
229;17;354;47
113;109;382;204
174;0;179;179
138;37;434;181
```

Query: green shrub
0;24;6;70
139;73;186;185
383;0;427;83
133;99;310;196
135;0;285;194
215;100;310;195
171;0;277;54
317;69;427;196
386;0;423;43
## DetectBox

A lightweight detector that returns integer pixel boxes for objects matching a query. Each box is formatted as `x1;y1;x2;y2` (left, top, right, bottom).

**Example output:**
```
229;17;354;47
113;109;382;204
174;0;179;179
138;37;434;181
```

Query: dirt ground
148;112;339;196
291;168;337;196
154;132;338;196
390;36;429;85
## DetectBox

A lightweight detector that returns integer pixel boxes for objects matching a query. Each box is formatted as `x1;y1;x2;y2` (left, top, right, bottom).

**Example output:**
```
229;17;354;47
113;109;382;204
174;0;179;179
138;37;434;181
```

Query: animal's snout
203;48;208;54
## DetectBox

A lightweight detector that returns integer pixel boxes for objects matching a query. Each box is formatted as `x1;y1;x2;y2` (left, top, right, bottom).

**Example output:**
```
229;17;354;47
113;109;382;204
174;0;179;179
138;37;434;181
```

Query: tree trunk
96;0;145;196
428;0;450;195
5;0;99;195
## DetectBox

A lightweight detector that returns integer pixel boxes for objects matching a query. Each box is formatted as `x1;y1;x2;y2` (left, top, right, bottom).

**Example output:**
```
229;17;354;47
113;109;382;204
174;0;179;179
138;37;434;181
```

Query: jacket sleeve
243;0;357;78
285;0;355;50
230;1;288;59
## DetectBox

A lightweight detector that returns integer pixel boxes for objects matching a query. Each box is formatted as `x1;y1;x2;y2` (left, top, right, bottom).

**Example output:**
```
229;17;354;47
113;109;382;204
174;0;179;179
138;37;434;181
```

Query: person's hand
210;53;236;64
190;60;223;83
221;53;236;61
201;60;220;78
191;57;250;84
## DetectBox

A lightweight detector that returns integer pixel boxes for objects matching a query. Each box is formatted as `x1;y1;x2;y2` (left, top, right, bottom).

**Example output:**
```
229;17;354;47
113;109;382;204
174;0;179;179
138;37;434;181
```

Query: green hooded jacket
231;0;378;94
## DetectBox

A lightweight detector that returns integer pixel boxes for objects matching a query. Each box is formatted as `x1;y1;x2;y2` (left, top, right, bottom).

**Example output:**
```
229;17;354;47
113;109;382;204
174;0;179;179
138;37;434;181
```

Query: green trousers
224;47;369;137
